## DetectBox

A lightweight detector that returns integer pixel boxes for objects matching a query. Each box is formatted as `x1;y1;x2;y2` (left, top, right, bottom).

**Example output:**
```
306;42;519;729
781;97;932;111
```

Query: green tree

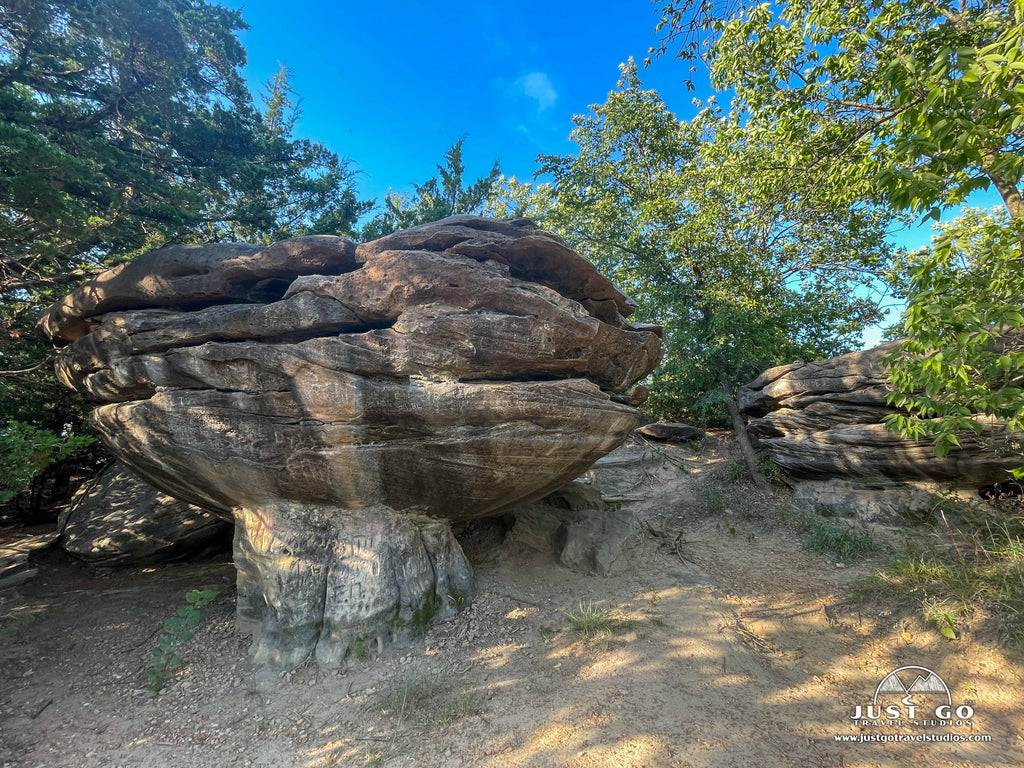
360;136;500;241
885;208;1024;464
495;62;896;489
0;0;367;507
201;66;372;245
652;0;1024;467
0;0;366;307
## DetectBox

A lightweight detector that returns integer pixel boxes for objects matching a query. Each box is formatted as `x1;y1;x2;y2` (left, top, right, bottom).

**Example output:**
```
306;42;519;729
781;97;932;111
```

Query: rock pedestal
234;504;472;668
39;216;661;665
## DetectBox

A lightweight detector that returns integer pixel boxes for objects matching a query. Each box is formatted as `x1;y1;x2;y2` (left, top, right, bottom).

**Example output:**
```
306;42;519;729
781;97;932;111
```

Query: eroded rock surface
738;341;1020;520
635;422;706;443
58;461;231;566
0;532;58;590
40;216;661;665
507;482;633;576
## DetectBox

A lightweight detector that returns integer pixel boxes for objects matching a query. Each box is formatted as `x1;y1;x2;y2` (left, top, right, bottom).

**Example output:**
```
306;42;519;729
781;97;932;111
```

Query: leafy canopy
1;0;364;307
653;0;1023;219
653;0;1024;462
493;62;895;422
0;0;368;502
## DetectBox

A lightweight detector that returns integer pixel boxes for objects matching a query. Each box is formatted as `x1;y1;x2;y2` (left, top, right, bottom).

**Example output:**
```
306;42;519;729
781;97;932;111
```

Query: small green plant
350;635;371;661
566;599;621;641
757;452;782;482
706;489;727;515
0;603;35;645
801;516;873;560
923;600;960;640
538;625;558;640
147;588;217;691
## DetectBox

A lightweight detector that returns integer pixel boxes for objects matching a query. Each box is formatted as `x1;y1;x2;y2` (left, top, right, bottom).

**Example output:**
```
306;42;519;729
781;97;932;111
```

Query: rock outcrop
506;481;634;576
58;461;231;566
40;216;661;665
0;532;58;590
635;422;705;442
738;341;1020;520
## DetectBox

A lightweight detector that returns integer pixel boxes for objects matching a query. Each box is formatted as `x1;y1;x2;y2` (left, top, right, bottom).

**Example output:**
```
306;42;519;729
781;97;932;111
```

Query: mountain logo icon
874;666;952;707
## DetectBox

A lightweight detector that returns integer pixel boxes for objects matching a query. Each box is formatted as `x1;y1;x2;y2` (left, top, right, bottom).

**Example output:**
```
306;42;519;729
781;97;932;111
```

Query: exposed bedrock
59;460;231;566
738;341;1020;521
40;216;661;664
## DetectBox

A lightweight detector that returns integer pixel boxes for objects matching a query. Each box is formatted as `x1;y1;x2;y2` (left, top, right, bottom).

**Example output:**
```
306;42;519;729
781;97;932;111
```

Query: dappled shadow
58;461;232;567
2;479;1023;767
297;511;1024;768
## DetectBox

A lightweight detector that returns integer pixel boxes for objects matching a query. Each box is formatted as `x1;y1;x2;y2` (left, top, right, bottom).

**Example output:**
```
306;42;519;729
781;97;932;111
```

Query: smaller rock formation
738;341;1021;521
507;482;633;576
59;461;231;566
635;422;706;442
0;532;58;590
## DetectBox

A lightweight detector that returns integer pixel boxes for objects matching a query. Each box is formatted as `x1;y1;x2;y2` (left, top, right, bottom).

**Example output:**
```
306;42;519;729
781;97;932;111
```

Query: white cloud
517;72;557;110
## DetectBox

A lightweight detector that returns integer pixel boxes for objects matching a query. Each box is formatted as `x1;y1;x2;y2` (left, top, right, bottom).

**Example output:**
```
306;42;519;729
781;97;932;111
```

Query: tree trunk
983;155;1023;220
719;373;772;494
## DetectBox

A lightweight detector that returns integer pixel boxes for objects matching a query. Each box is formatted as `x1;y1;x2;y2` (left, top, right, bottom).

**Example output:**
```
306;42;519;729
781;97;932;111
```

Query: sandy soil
1;438;1023;768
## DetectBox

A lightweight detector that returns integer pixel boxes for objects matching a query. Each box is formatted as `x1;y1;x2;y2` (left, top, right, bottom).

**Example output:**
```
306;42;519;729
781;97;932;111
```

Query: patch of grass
706;489;728;516
801;516;873;560
363;740;399;766
350;635;371;661
0;599;35;646
381;672;478;726
852;502;1024;650
757;452;782;483
566;600;626;641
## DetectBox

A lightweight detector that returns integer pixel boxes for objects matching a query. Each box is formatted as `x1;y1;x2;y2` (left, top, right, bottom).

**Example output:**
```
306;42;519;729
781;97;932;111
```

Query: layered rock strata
59;461;231;566
738;341;1020;520
40;216;661;664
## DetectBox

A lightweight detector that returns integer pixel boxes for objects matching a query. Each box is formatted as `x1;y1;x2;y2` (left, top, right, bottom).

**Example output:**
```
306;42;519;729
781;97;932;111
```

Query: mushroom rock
738;341;1020;520
39;216;662;667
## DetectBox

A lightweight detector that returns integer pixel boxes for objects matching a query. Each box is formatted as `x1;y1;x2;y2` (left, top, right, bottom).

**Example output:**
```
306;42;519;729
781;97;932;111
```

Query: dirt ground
1;438;1023;768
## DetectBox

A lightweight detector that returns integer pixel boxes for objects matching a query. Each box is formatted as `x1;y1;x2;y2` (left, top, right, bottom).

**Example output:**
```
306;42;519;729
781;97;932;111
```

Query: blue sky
229;1;691;206
229;0;1002;235
228;0;1003;348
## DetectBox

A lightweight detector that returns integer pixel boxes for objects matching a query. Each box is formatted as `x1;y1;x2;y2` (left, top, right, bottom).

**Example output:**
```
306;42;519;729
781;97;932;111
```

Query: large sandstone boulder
58;461;231;566
738;341;1020;520
39;216;661;666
